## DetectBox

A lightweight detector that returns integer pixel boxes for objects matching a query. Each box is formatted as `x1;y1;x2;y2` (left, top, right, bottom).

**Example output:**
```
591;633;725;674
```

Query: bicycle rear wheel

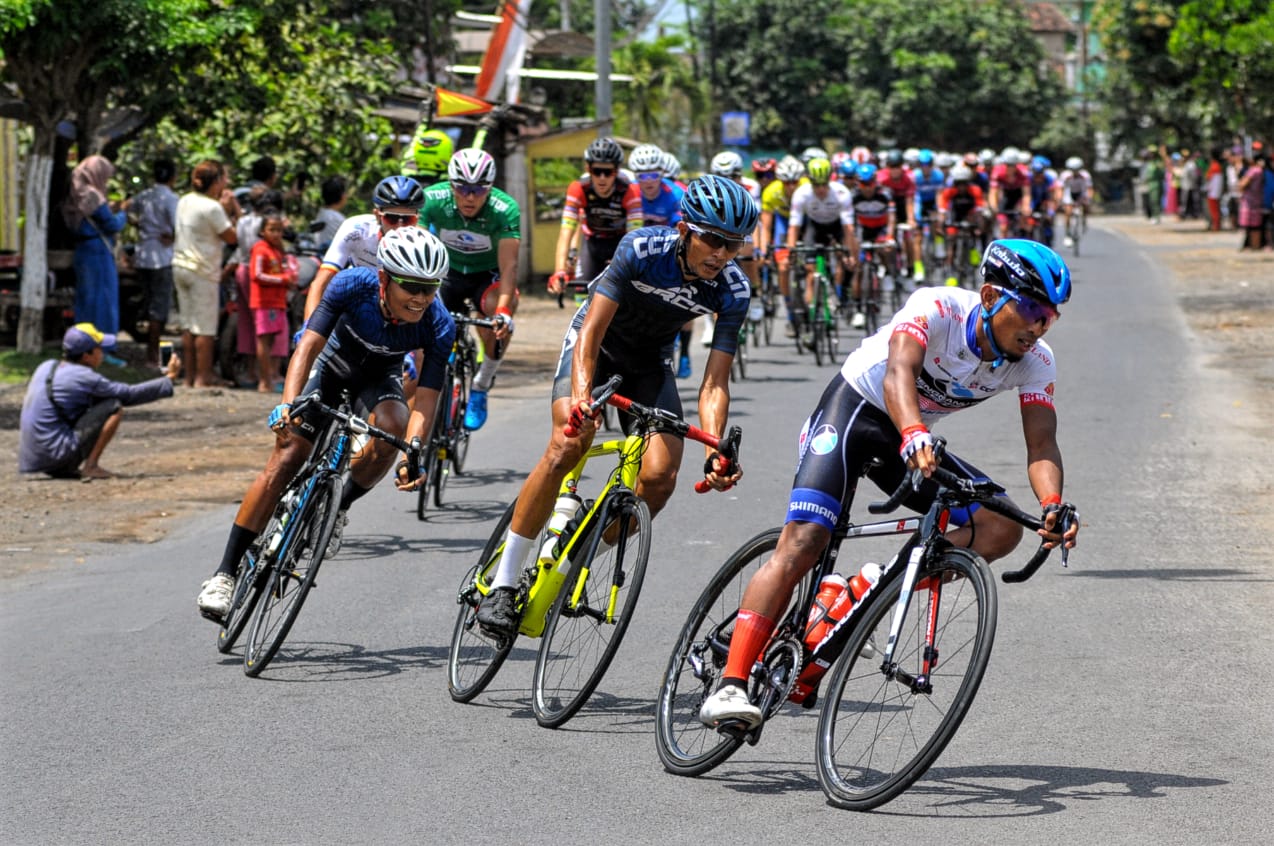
447;499;518;702
532;494;651;728
242;473;342;676
816;547;997;810
818;311;839;365
656;528;802;776
448;374;470;477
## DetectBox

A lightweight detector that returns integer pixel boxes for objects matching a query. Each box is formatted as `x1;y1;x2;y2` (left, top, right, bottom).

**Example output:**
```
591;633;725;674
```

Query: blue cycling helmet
857;162;878;182
917;148;935;165
373;175;425;210
680;175;759;237
980;239;1072;305
837;157;858;178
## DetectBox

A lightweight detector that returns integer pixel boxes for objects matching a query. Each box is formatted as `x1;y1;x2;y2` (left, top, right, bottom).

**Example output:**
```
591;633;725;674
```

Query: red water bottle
802;574;849;648
790;563;882;707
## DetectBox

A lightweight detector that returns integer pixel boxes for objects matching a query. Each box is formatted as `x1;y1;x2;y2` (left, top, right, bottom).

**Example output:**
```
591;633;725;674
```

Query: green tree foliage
700;0;1063;152
611;34;706;144
1169;0;1274;140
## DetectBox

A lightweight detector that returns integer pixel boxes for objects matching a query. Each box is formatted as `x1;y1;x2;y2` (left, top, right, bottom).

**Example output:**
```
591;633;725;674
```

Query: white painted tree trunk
17;133;54;353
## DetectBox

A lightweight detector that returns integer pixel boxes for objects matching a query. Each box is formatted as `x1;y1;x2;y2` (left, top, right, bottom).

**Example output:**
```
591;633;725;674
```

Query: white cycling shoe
699;684;763;729
197;573;235;622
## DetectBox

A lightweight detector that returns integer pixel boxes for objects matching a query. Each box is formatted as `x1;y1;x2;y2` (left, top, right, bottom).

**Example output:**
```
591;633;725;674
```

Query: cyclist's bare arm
699;347;742;489
882;332;936;475
569;293;618;416
1020;402;1075;548
489;237;521;341
303;265;338;320
551;221;579;290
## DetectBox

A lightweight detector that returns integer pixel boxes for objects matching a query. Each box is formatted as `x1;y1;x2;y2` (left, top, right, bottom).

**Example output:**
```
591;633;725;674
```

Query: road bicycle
730;321;750;382
1064;204;1086;257
789;244;842;366
417;313;501;518
917;210;945;286
654;438;1076;810
755;254;782;346
217;392;420;676
944;221;982;289
853;241;900;336
447;375;742;728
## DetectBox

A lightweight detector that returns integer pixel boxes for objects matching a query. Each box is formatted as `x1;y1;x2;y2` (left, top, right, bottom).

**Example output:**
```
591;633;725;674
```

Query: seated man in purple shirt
18;323;182;479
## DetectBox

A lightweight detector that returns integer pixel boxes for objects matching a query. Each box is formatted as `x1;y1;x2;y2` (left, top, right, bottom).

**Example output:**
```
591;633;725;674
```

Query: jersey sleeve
707;266;751;356
415;302;457;393
560;181;586;228
1018;342;1058;410
320;217;359;271
622;183;644;231
889;288;945;349
307;268;359;336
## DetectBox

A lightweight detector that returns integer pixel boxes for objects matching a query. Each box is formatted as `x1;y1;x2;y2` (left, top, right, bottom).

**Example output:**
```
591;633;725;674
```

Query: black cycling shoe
476;586;521;638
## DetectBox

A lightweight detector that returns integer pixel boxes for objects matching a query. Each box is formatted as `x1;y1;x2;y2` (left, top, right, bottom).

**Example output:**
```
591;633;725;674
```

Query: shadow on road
218;640;450;681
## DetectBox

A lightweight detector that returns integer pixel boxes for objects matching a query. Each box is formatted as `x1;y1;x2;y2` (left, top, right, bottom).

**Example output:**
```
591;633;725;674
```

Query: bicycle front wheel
447;499;518;702
532;494;651;728
242;473;342;676
656;528;797;776
816;547;997;810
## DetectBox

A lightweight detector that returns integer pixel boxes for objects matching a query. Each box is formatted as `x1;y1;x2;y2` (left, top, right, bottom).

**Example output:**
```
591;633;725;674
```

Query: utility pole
595;0;612;134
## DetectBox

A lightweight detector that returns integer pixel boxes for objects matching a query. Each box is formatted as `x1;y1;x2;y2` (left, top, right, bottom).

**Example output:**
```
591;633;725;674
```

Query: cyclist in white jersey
303;176;425;318
1056;157;1092;248
786;157;857;316
699;239;1080;728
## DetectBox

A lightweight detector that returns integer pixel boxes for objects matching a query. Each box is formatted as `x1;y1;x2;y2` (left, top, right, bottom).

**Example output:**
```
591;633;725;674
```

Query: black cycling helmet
373;175;425;210
584;137;624;165
885;149;904;168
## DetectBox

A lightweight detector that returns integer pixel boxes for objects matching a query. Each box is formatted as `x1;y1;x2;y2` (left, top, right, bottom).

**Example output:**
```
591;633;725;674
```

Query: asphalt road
3;223;1272;845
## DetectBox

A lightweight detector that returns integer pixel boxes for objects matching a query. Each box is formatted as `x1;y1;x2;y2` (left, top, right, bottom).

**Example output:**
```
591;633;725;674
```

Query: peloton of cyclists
785;157;857;333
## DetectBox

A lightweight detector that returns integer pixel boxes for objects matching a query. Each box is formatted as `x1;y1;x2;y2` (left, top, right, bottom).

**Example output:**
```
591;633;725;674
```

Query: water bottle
266;490;298;555
934;233;947;260
790;563;883;706
538;490;584;565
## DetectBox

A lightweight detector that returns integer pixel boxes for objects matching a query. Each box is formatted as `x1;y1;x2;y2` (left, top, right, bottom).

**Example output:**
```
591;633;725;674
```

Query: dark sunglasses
687;222;746;252
381;212;418;225
637;171;663;182
390;273;440;296
999;287;1059;326
454;183;491;197
590;167;616;177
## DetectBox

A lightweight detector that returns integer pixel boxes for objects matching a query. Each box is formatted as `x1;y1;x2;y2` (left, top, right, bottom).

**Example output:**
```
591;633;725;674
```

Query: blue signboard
721;111;750;147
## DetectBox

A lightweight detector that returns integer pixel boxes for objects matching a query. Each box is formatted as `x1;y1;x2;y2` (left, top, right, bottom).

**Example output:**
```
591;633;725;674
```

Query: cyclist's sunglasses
999;287;1059;327
454;182;491;197
381;212;419;225
390;273;441;296
637;171;663;182
589;167;616;177
686;222;747;252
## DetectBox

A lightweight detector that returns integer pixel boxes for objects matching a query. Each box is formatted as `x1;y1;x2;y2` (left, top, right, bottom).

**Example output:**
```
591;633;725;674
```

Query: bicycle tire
816;546;997;810
819;313;839;365
532;494;652;728
449;372;470;477
731;338;747;382
242;473;342;676
1068;216;1081;257
656;528;794;776
447;499;518;702
417;386;449;520
216;530;274;654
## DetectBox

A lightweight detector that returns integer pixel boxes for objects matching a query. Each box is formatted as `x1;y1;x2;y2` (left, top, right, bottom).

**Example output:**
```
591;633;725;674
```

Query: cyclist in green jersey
418;148;521;430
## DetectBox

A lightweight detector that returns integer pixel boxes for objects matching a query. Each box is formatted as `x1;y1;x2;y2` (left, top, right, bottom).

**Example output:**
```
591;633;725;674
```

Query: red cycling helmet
751;158;777;175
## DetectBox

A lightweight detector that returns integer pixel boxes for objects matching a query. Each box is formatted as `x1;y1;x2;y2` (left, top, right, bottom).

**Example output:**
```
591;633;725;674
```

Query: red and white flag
473;0;533;103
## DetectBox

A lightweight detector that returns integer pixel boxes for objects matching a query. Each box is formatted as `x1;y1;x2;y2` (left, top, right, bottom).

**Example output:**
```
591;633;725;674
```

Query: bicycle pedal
715;719;756;741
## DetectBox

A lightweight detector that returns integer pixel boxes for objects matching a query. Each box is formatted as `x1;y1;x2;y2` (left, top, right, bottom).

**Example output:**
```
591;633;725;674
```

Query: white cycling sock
491;530;535;590
473;357;501;393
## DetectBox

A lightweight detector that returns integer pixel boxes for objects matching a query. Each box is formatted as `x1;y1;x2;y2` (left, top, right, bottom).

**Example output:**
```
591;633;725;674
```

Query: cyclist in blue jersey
474;176;756;636
196;228;456;621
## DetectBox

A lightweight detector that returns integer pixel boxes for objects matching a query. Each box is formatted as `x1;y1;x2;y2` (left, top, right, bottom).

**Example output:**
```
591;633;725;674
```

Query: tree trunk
17;126;54;354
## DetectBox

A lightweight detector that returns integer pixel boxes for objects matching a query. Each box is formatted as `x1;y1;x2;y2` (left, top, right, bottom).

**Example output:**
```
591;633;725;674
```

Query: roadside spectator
1164;151;1181;217
1224;146;1244;228
1181;150;1199;219
1204;149;1225;232
1139;149;1163;224
247;209;297;392
63;155;127;339
172;159;238;388
1261;145;1274;250
129;158;180;366
18;323;181;480
1236;151;1265;251
230;185;268;386
314;176;348;250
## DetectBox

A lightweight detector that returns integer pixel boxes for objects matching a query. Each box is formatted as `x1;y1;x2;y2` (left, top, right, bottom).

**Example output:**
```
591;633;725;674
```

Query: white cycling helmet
934;152;956;170
775;155;805;182
1016;150;1033;165
629;143;665;173
1000;146;1019;164
378;226;449;282
979;148;996;166
1066;156;1083;170
800;146;829;164
660;151;682;179
950;164;974;182
903;147;921;166
710;151;745;178
448;148;496;186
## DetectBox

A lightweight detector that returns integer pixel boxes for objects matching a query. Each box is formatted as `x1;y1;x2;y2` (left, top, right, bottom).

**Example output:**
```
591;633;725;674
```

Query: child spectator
248;210;298;392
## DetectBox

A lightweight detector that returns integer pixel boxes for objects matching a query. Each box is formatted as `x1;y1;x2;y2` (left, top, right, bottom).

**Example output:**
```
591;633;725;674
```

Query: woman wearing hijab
64;155;128;336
